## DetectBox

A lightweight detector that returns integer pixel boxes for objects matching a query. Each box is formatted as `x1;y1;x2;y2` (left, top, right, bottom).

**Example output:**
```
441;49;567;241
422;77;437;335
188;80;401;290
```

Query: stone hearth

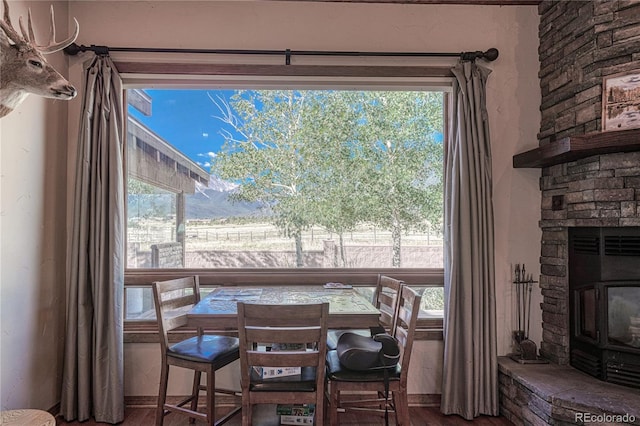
499;357;640;426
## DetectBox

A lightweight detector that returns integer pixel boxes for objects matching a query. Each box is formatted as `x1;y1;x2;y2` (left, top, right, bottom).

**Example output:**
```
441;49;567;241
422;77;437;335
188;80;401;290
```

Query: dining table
187;285;380;330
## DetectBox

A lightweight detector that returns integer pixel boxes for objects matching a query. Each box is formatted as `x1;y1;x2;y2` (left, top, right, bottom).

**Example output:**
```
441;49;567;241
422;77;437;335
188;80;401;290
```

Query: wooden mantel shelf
513;128;640;168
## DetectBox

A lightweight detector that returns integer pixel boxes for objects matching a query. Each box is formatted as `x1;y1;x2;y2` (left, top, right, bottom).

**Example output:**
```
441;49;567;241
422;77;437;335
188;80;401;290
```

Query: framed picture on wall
602;71;640;131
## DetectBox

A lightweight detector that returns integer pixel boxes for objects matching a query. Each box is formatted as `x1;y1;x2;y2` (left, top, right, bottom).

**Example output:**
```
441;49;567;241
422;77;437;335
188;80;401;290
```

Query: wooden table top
188;285;380;330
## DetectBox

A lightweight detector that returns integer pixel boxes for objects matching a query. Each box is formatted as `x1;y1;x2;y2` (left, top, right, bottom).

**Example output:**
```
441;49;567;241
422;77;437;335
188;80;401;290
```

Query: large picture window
126;88;444;270
122;76;446;334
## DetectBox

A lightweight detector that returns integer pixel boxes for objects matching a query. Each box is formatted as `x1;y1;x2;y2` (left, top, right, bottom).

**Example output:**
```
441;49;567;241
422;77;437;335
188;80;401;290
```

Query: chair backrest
376;275;405;330
152;276;201;354
237;302;329;391
391;286;422;383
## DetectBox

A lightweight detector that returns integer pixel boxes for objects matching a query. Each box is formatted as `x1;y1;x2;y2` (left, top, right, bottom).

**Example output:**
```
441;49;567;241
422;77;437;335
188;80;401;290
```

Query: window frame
121;61;450;341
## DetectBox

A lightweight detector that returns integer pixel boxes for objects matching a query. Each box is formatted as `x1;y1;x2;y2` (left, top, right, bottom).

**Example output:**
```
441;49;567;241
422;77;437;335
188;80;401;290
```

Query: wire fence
127;221;443;251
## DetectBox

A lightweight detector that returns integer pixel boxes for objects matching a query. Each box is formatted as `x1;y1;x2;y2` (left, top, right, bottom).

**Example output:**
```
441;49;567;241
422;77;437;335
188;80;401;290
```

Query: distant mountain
197;175;238;193
186;175;265;220
127;175;267;220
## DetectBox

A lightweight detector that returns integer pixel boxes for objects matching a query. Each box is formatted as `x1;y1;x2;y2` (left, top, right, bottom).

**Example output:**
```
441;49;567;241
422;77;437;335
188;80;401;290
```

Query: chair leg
241;392;251;426
156;363;170;426
315;383;324;426
329;386;340;425
394;388;410;426
189;371;202;424
323;389;329;426
206;367;215;426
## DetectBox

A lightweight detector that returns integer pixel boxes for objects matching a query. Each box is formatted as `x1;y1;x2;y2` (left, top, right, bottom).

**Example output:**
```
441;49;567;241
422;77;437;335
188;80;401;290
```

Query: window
122;72;447;336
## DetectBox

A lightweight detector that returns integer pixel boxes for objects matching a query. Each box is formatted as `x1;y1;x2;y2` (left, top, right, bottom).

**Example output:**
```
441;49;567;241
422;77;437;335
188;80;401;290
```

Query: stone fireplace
531;0;640;367
538;151;640;367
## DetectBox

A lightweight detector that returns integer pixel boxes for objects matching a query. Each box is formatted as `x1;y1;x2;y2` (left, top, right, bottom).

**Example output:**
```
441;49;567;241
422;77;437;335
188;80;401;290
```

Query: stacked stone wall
538;1;640;145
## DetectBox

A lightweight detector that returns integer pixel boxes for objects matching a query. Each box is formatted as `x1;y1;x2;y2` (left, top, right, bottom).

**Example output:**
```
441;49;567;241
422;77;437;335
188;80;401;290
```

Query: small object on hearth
512;263;538;343
510;263;547;363
520;339;538;360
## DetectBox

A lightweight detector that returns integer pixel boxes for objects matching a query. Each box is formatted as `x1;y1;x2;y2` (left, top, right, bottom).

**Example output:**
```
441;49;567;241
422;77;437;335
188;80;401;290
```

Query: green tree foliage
127;177;159;195
211;89;443;267
356;91;443;266
212;90;318;266
298;91;369;266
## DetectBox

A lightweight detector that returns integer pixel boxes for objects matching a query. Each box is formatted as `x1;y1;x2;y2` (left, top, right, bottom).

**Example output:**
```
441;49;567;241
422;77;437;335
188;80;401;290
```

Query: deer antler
0;0;78;53
21;4;79;53
0;0;28;49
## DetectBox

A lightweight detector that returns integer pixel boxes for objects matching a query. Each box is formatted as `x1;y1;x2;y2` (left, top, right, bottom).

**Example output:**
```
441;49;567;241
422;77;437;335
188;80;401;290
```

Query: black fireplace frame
569;227;640;389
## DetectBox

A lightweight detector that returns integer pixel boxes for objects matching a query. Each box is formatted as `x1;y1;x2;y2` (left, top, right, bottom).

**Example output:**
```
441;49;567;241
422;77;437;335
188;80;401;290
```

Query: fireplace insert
569;227;640;389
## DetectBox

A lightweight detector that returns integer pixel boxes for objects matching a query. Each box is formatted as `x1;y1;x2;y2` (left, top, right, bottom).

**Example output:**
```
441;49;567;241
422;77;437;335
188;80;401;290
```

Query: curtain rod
63;43;499;64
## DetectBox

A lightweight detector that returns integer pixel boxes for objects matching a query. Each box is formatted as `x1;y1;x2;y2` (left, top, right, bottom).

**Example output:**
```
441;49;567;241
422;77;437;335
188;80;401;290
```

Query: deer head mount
0;0;79;118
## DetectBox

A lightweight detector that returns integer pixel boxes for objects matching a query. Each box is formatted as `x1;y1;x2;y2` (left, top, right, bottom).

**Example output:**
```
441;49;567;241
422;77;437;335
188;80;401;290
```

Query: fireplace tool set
510;263;547;364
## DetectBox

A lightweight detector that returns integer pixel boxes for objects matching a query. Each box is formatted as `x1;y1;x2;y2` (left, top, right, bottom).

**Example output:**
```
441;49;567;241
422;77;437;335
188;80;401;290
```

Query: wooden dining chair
325;285;422;426
237;301;329;426
152;276;241;426
327;275;405;350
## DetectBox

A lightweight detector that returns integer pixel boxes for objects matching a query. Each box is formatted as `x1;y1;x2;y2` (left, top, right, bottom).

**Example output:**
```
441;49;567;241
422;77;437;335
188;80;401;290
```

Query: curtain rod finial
64;42;82;56
460;48;499;62
484;48;499;61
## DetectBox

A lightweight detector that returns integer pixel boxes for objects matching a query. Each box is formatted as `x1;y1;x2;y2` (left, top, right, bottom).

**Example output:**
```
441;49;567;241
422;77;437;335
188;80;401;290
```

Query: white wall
63;0;541;398
0;1;71;410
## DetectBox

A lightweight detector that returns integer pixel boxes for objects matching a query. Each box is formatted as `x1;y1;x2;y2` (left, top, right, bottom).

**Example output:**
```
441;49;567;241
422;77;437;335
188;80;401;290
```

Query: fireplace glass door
577;286;598;342
607;285;640;349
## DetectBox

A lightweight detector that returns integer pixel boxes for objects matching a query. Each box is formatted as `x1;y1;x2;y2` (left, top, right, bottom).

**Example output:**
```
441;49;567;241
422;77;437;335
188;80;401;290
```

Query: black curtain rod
63;43;499;64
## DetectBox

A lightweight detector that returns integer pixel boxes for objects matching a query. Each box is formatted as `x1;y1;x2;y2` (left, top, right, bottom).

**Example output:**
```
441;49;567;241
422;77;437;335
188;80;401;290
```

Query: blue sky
128;89;235;171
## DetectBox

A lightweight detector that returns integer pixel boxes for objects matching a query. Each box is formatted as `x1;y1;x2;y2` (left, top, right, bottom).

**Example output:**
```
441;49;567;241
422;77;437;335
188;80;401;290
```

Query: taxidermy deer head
0;0;79;118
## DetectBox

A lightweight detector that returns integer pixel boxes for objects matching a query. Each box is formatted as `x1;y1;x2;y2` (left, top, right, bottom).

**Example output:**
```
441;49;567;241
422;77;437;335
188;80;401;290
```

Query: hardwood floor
55;406;514;425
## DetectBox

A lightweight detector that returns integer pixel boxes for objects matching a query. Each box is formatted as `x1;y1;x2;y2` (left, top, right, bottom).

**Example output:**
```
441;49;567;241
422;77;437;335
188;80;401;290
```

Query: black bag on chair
336;332;400;371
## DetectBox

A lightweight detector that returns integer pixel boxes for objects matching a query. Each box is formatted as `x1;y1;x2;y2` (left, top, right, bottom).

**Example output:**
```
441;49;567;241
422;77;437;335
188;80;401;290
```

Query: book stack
252;343;306;379
276;404;315;425
253;366;301;379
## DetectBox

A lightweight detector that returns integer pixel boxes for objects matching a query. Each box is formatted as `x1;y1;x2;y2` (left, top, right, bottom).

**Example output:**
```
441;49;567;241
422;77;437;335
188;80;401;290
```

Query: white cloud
197;151;217;158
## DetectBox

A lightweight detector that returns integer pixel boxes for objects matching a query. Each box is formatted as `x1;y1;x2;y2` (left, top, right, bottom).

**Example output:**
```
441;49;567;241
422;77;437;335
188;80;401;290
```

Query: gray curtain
441;60;498;419
61;55;125;424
